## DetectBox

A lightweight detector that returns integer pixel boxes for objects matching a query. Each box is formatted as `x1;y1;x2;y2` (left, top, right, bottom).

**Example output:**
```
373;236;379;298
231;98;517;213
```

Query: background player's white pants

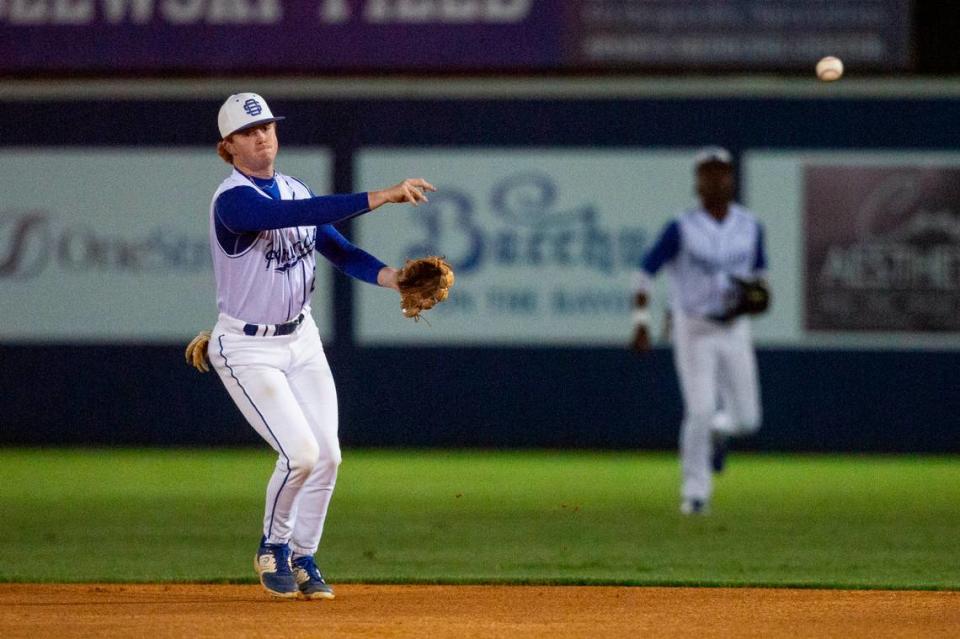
672;312;761;503
211;313;341;556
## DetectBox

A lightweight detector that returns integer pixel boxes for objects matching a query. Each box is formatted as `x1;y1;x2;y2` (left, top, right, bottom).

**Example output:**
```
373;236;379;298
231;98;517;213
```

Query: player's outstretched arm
216;179;434;235
367;178;436;210
312;225;399;292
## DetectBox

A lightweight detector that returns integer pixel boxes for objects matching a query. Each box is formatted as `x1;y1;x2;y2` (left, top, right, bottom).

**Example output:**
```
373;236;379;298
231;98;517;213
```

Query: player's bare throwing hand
369;178;436;208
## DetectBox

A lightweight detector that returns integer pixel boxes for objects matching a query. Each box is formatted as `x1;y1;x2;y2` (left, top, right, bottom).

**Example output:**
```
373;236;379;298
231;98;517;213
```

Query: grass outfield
0;448;957;589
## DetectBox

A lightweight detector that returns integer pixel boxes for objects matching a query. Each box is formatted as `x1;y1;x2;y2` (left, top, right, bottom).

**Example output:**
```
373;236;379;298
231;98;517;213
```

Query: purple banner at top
2;0;910;73
3;0;565;72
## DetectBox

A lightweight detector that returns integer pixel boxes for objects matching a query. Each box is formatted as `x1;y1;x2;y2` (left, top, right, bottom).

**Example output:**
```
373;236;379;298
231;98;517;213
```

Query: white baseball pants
672;311;761;503
211;312;341;556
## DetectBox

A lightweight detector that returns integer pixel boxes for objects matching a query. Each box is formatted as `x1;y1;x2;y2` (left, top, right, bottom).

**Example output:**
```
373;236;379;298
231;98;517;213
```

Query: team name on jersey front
641;204;767;319
210;169;317;325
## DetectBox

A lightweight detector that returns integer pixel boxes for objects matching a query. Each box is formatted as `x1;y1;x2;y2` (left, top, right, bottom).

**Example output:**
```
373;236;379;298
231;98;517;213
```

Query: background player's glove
185;330;212;373
713;277;771;322
397;256;455;320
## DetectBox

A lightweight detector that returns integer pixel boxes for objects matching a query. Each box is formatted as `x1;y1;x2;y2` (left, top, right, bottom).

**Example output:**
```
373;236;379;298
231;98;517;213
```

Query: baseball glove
185;330;212;373
397;256;455;320
714;277;770;322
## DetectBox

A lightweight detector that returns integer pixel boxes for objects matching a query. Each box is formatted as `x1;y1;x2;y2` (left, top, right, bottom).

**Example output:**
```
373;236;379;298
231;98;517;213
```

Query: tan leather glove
397;256;455;320
184;330;212;373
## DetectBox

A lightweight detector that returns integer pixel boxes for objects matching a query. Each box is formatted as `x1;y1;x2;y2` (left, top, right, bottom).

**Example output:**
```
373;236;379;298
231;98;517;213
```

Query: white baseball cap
218;92;285;139
693;146;733;169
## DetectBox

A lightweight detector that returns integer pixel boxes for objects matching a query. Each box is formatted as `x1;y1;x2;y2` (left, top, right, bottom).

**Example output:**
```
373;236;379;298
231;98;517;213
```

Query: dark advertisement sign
572;0;911;69
804;166;960;332
1;0;909;73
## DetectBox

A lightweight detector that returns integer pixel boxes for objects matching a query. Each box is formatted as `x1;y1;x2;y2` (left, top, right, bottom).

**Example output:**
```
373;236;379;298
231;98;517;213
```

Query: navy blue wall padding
2;96;958;451
1;344;956;452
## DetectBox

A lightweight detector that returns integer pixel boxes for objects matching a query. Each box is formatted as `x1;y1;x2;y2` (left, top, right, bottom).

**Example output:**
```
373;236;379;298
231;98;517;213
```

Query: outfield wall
1;79;958;451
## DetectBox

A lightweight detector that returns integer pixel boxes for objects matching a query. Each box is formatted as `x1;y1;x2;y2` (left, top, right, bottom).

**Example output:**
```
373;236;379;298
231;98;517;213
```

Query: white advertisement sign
744;150;960;349
355;149;701;345
0;148;333;342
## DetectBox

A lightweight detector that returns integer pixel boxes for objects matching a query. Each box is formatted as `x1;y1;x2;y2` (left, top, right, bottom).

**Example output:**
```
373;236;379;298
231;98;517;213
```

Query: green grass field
1;448;957;589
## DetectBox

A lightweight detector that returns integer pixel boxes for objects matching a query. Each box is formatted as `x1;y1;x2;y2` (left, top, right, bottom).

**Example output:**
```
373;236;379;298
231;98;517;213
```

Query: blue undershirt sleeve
641;220;681;276
753;223;768;271
215;186;371;233
315;224;386;285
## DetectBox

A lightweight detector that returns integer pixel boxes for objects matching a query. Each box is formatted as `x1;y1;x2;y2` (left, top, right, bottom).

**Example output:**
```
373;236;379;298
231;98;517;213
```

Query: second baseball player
632;147;769;515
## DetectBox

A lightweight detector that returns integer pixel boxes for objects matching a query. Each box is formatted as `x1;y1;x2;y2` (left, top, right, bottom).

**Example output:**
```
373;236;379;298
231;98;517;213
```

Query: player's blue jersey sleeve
215;186;370;233
641;220;681;275
315;224;386;285
753;223;768;271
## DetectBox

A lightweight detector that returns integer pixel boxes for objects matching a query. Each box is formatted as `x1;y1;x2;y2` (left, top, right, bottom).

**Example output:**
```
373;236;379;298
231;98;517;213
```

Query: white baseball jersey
210;170;317;324
636;203;767;318
210;169;379;326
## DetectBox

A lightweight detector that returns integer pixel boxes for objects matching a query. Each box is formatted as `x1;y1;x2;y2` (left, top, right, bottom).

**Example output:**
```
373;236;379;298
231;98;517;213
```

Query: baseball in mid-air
816;56;844;81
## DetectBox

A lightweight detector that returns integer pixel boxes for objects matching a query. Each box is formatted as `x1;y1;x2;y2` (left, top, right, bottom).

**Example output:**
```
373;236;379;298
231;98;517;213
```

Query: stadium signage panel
354;149;697;345
744;150;960;349
804;166;960;333
0;148;334;342
575;0;911;69
0;0;909;72
0;0;560;72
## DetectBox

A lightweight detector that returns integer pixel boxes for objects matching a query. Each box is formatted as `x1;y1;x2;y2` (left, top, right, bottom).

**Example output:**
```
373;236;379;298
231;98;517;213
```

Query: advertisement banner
354;149;699;345
0;149;332;342
0;1;908;73
744;150;960;349
805;166;960;332
572;0;911;69
0;1;562;72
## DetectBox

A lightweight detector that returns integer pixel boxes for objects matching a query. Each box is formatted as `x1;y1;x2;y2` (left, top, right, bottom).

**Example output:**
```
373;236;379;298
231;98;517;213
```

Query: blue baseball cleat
254;537;299;598
292;555;335;600
680;498;710;516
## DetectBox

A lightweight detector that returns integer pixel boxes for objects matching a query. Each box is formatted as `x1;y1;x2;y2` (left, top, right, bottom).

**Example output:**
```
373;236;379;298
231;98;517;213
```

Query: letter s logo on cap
243;99;263;116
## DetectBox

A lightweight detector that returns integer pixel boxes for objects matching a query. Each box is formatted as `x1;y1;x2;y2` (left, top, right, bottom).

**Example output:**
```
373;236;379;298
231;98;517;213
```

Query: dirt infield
1;584;957;638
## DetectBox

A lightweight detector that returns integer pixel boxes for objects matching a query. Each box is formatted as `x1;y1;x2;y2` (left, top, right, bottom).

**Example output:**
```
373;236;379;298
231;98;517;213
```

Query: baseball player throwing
206;93;434;598
632;147;769;515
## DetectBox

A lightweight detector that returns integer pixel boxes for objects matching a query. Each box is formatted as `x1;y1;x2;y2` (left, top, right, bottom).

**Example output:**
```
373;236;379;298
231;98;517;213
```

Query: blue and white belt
242;312;306;337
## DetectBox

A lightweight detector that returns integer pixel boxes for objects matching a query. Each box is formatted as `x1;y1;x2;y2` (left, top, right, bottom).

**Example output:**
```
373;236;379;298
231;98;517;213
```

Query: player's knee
288;442;321;473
